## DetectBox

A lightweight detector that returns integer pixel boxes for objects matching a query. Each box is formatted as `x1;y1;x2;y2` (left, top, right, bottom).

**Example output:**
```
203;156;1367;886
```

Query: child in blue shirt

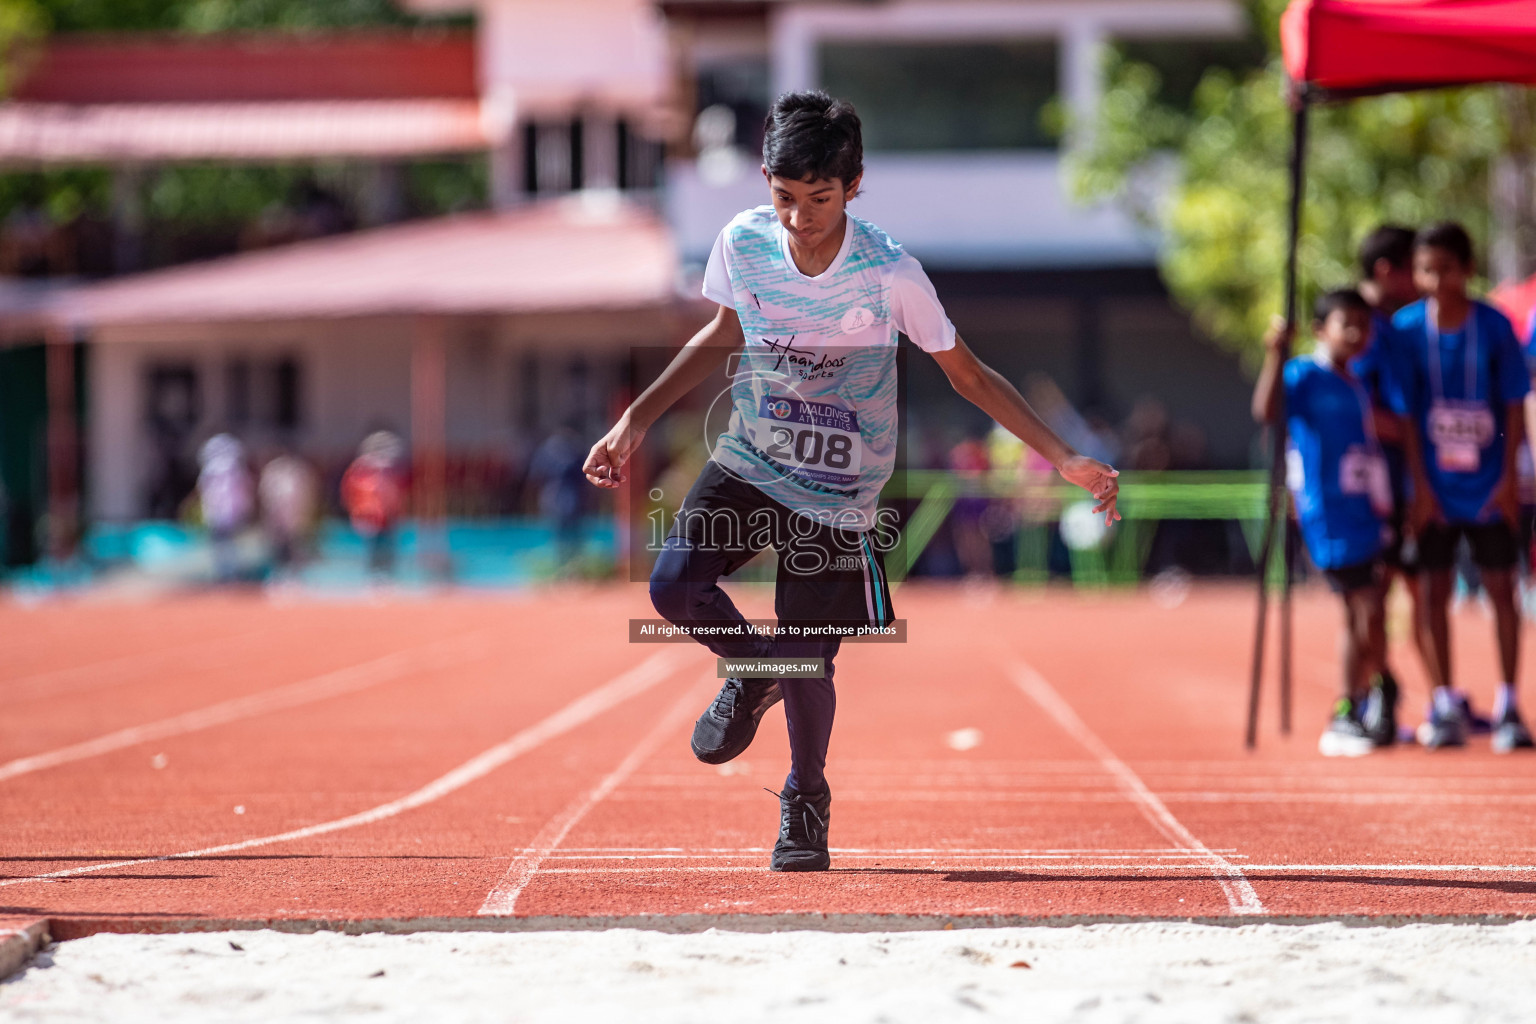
1395;222;1533;752
1253;289;1396;756
1348;225;1424;744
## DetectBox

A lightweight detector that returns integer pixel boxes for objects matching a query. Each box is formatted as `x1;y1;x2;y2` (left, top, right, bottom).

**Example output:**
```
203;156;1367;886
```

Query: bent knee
649;572;696;623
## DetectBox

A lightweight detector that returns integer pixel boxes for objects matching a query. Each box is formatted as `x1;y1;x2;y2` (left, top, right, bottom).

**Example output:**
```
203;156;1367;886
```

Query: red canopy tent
1252;0;1536;745
1490;273;1536;342
1283;0;1536;97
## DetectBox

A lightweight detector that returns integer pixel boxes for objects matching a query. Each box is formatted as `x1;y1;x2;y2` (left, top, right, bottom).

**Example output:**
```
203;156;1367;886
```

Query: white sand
3;922;1535;1023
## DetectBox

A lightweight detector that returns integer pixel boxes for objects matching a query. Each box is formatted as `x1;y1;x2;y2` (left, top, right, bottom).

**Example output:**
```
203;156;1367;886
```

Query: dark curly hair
1357;225;1415;279
1313;287;1369;325
762;90;863;189
1415;222;1475;269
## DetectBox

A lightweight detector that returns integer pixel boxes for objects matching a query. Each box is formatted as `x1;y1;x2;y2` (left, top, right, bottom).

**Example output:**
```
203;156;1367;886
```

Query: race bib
1428;401;1495;474
1285;447;1304;494
1339;447;1392;516
753;394;862;488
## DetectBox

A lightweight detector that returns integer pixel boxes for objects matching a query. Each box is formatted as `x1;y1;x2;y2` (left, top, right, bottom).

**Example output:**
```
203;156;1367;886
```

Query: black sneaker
1318;698;1374;757
768;785;830;872
1416;697;1469;749
1493;707;1535;753
1362;672;1399;747
690;677;782;765
1455;691;1494;735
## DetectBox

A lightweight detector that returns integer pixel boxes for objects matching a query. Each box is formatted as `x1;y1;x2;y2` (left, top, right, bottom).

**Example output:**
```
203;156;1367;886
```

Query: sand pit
3;921;1535;1022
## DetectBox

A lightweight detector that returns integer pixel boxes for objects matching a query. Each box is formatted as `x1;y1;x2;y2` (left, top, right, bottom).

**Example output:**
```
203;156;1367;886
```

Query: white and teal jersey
702;206;955;531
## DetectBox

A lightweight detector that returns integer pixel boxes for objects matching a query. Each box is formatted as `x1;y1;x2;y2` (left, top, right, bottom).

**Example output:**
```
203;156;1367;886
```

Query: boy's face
1316;306;1372;364
1372;257;1419;309
1413;245;1470;304
763;170;862;253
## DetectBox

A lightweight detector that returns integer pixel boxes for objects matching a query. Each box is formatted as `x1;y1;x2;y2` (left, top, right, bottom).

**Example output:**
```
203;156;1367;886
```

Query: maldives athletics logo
841;306;874;334
767;399;792;419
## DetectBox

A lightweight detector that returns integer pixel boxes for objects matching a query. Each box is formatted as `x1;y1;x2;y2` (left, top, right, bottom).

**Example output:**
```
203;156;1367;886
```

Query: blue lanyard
1311;350;1382;454
1425;299;1478;402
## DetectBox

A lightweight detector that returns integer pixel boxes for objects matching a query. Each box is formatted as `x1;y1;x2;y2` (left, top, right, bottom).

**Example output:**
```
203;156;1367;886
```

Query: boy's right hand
1409;486;1443;535
583;417;646;489
1058;455;1121;523
1263;316;1294;356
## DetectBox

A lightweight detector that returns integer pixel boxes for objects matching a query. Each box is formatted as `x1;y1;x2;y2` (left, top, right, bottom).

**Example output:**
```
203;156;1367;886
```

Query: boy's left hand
1059;456;1121;523
1485;477;1521;527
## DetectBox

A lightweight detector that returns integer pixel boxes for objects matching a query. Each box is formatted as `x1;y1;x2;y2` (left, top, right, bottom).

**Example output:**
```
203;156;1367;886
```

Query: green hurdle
881;470;1270;586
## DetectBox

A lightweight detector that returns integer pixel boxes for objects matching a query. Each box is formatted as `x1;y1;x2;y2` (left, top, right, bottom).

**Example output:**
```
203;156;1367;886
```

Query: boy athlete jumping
583;91;1120;870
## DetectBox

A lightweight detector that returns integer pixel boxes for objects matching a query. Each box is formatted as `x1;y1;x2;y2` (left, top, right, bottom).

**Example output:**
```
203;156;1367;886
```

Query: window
226;359;251;427
819;41;1060;152
145;364;201;435
695;60;770;152
222;355;302;431
517;351;541;431
1112;36;1265;113
618;120;664;192
274;357;301;430
524;121;576;194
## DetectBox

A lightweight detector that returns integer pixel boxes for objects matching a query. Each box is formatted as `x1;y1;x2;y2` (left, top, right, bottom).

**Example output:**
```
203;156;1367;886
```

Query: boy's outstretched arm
583;304;742;488
1251;317;1291;426
930;334;1120;522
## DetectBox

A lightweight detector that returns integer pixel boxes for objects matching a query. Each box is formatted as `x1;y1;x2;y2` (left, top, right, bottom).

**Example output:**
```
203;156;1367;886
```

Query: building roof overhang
0;99;489;165
12;31;479;104
0;31;488;165
0;99;488;166
43;197;695;334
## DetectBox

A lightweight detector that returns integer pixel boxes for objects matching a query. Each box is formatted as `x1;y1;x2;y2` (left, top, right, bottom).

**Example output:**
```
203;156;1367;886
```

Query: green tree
1072;0;1507;366
0;0;482;273
0;0;45;94
32;0;439;33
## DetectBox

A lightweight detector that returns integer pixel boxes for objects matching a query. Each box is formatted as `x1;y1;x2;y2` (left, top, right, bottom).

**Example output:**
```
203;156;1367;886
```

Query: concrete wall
85;311;688;521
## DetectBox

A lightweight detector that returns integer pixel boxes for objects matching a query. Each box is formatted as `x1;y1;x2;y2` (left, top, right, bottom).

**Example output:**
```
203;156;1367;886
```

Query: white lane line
830;759;1536;779
477;673;714;916
0;628;500;783
549;846;1244;854
1009;661;1266;916
633;773;1536;790
608;790;1536;805
0;650;686;889
529;863;1536;875
854;782;1535;797
1161;793;1536;805
543;853;1251;861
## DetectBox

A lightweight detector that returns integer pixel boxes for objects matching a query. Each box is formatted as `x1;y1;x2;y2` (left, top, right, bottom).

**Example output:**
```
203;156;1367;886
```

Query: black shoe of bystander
1362;671;1399;747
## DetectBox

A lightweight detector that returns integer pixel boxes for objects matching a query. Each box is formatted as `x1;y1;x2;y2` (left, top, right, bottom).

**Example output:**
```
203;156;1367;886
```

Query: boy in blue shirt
1349;225;1425;744
1396;222;1534;752
1254;290;1396;756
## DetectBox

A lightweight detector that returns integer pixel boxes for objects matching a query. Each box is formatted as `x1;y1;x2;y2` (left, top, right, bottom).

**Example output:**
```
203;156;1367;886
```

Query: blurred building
0;13;685;544
69;202;697;520
0;0;1260;557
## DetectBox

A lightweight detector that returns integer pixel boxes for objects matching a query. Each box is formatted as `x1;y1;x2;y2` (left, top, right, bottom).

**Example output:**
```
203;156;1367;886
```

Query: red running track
1;583;1534;941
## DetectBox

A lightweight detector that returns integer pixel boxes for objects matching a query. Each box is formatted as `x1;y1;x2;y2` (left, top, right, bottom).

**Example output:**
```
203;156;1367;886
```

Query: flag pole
1248;89;1309;748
